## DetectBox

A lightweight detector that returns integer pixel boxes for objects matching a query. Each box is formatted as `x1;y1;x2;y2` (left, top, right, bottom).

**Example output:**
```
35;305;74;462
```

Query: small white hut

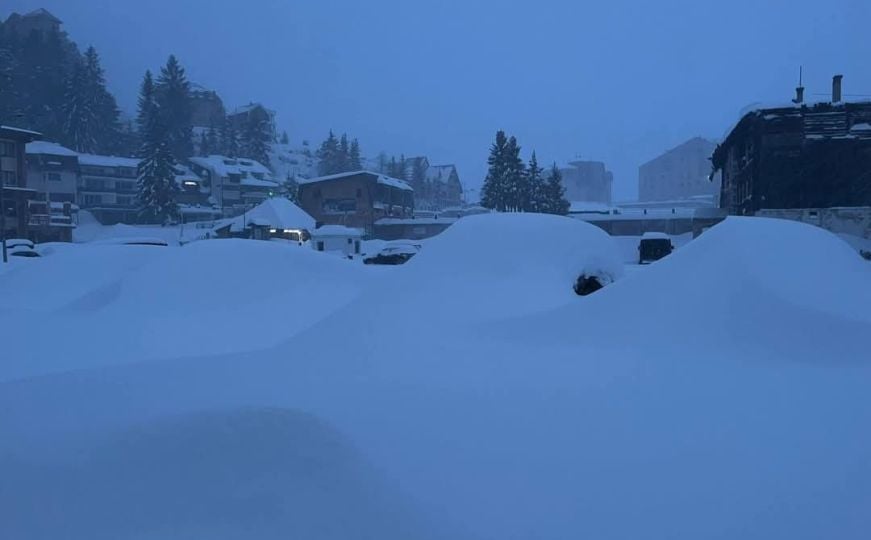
311;225;363;257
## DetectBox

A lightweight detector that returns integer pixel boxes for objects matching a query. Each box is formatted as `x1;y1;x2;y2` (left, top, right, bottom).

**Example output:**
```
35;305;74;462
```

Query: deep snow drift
0;239;369;380
1;214;870;539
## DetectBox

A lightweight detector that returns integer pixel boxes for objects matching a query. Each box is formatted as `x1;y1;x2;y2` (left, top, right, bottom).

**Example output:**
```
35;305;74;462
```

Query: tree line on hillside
0;22;125;154
480;130;570;215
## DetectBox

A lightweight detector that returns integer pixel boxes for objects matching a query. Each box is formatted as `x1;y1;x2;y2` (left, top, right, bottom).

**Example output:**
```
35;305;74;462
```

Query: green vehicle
638;232;673;264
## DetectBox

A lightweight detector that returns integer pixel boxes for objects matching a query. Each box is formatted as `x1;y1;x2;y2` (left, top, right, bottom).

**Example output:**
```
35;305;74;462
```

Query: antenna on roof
792;66;805;104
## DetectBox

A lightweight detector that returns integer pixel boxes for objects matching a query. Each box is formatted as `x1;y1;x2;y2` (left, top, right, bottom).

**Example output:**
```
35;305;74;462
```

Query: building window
82;194;102;206
0;141;15;157
45;172;62;182
356;188;362;198
317;241;324;251
1;170;16;186
322;198;357;214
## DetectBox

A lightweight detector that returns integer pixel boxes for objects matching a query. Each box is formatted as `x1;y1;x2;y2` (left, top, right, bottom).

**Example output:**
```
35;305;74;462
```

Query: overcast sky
6;0;871;199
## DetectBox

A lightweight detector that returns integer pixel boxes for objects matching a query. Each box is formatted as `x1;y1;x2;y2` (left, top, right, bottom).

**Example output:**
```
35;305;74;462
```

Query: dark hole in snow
574;274;604;296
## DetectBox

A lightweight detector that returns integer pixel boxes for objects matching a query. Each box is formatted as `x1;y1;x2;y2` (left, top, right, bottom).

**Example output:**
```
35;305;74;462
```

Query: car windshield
2;3;868;539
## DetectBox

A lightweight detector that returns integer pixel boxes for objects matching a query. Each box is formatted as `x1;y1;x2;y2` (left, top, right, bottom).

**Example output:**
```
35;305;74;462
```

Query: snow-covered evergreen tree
137;82;178;224
280;131;289;145
481;130;510;211
337;133;350;173
284;172;300;204
349;138;363;170
62;47;118;153
136;70;155;134
504;135;526;211
222;117;239;157
316;130;340;175
525;151;545;212
241;114;271;166
155;55;193;161
543;163;570;215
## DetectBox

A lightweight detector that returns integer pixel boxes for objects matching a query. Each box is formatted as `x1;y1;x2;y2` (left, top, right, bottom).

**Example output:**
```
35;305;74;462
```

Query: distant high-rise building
560;160;613;205
638;137;720;203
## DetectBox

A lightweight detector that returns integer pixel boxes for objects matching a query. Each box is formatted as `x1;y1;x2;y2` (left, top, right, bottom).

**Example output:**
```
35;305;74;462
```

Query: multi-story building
77;154;140;224
639;137;720;204
2;8;62;37
711;76;871;215
1;125;41;242
559;160;613;205
25;141;78;241
402;156;464;210
227;103;275;138
297;171;413;232
188;155;278;216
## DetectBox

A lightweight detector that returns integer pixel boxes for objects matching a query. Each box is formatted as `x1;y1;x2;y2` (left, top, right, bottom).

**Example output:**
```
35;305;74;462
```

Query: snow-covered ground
1;214;870;539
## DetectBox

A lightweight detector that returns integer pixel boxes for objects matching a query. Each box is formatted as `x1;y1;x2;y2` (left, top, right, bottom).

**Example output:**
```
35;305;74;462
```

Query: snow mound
0;408;448;540
0;240;368;381
516;217;871;358
397;212;623;320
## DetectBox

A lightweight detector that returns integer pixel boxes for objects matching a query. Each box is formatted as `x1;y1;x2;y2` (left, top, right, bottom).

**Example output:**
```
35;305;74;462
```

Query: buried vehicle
638;232;673;264
363;244;419;265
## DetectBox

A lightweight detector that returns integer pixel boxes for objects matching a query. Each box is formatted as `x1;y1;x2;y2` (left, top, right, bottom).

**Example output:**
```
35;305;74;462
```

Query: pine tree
240;114;271;165
280;131;289;145
137;91;178;223
388;156;399;178
481;130;510;211
349;138;363;170
544;163;570;215
155;54;193;160
376;152;388;174
61;47;118;153
525;151;545;212
316;130;340;175
284;172;300;204
222;117;239;157
205;124;219;156
338;133;350;172
136;70;155;134
503;136;526;211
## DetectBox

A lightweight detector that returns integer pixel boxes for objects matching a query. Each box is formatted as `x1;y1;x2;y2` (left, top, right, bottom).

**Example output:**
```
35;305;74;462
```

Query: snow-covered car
6;238;34;250
8;243;41;258
363;244;419;265
638;232;673;264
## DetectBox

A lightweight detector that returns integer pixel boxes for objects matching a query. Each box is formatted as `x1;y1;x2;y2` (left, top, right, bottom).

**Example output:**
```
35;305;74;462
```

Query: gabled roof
189;155;273;179
0;125;42;141
426;164;457;182
216;197;315;233
26;141;77;157
78;154;139;168
299;170;413;191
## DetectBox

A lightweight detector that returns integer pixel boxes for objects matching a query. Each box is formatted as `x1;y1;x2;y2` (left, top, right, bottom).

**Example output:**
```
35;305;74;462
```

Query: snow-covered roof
79;154;139;168
217;197;315;233
189;155;273;179
26;141;77;157
311;225;363;237
851;123;871;132
0;125;42;138
299;170;413;192
241;177;279;188
426;164;457;182
569;201;616;213
641;231;671;240
375;217;457;226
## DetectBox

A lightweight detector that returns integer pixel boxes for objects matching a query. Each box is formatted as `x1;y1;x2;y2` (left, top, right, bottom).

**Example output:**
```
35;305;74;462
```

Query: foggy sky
6;0;871;200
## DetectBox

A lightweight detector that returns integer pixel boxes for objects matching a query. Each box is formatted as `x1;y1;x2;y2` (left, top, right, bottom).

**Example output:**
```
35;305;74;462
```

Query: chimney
793;86;805;104
832;74;843;103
